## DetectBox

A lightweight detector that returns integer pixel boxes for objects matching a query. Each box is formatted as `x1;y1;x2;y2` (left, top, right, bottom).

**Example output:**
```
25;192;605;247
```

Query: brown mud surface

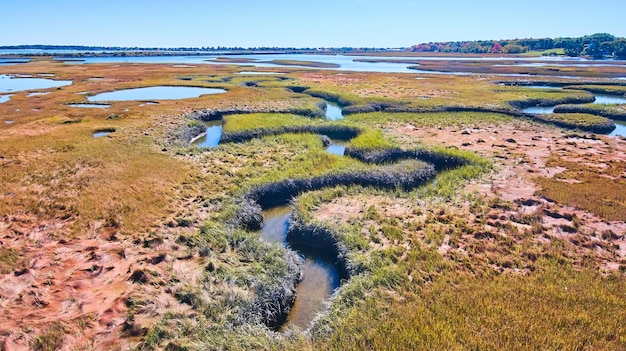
316;122;626;273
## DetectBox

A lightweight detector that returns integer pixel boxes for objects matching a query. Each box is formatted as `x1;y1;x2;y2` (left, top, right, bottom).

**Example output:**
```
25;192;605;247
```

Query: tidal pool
87;86;226;102
0;74;72;93
190;121;223;148
325;101;344;120
68;103;110;109
261;206;342;330
93;131;113;138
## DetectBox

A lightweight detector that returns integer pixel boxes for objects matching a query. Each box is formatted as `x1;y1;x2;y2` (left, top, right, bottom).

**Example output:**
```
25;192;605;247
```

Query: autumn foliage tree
491;42;502;53
408;33;624;57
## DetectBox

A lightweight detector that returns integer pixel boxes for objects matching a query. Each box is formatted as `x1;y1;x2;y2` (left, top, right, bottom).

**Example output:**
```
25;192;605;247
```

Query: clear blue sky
2;0;625;48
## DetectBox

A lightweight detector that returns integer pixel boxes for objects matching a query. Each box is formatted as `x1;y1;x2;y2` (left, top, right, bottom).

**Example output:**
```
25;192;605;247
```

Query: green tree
503;44;526;54
614;39;626;58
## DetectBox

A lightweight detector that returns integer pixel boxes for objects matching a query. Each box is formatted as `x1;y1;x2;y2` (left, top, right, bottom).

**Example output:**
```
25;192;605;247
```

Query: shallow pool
69;103;110;109
87;86;226;101
0;74;72;93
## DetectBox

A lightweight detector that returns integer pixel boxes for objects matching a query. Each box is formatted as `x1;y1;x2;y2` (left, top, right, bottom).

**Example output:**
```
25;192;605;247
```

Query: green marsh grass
346;129;396;149
533;112;615;132
345;111;515;128
539;112;613;127
223;113;317;132
554;103;626;120
565;84;626;96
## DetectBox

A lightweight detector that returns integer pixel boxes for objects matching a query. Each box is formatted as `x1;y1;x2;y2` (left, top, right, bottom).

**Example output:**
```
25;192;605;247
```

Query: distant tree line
0;45;399;54
408;33;626;58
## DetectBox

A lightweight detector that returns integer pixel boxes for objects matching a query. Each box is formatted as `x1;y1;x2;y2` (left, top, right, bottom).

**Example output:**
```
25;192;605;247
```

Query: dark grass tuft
235;249;303;329
345;147;471;172
244;165;436;209
554;105;626;122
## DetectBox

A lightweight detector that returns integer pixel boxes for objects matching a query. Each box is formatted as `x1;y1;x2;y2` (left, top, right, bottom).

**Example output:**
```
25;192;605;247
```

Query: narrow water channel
260;206;341;330
325;101;344;120
326;141;346;156
610;120;626;137
521;87;626;136
191;120;223;148
521;106;555;114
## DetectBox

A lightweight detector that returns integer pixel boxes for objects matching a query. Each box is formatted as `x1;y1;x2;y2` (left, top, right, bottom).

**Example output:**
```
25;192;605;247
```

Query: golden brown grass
0;248;28;274
316;263;626;350
535;157;626;221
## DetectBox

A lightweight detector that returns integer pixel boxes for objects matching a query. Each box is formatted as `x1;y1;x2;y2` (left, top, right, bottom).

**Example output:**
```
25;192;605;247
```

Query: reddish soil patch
315;122;625;273
0;212;201;350
397;122;626;271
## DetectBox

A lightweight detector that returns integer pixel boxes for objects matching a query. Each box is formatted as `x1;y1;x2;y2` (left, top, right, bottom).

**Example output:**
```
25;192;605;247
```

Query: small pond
0;95;12;103
0;74;72;93
28;92;50;97
325;101;344;120
87;86;226;102
69;103;110;109
261;206;341;331
93;130;113;138
191;121;222;148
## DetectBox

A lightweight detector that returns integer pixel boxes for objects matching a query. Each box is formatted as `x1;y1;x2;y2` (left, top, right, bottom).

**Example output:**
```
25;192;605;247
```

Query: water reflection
593;94;626;104
260;206;341;330
522;106;555;114
0;74;72;93
191;121;223;148
610;121;626;137
326;143;346;156
87;86;226;101
325;101;344;120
